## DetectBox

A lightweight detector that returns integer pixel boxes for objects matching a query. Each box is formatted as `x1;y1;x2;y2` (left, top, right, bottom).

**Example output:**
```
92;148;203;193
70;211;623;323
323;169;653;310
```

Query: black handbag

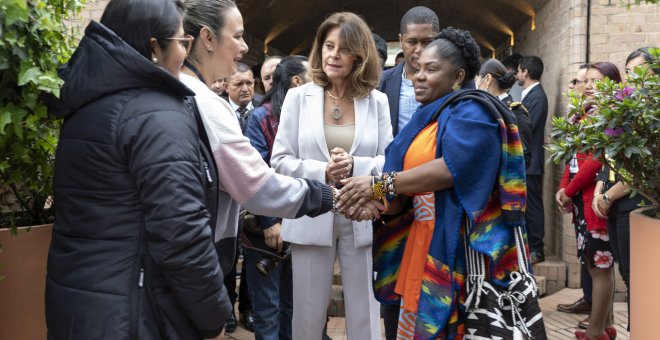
463;222;547;340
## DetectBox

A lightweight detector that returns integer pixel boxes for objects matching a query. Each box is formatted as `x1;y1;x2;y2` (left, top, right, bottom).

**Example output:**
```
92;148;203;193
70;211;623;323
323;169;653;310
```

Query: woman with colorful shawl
338;27;532;339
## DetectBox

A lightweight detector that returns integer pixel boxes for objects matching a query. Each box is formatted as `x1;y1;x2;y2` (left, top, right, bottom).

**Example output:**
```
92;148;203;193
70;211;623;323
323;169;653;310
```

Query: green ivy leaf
18;65;41;86
0;109;12;134
3;0;30;26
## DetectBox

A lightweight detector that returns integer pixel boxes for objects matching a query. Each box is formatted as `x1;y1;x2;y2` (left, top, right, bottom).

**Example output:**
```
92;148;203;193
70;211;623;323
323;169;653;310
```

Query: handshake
326;148;399;221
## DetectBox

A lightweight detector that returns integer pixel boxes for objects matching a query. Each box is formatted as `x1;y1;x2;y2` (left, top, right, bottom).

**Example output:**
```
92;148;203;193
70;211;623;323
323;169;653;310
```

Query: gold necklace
327;90;346;120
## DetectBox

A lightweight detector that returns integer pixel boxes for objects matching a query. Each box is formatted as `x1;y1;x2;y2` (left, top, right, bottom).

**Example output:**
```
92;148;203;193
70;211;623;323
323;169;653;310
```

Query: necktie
237;106;249;134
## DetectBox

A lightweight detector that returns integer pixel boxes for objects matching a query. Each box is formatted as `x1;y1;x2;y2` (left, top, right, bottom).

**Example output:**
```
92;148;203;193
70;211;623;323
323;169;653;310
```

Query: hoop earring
452;82;461;91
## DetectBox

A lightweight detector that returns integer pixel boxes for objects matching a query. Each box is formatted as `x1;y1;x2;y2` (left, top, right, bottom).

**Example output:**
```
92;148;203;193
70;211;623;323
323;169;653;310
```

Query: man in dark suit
378;6;439;137
223;62;257;332
377;7;439;339
516;56;549;264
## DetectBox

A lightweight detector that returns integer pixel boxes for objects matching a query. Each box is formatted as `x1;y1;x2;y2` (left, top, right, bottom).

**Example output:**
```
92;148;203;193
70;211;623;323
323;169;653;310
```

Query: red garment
559;153;607;231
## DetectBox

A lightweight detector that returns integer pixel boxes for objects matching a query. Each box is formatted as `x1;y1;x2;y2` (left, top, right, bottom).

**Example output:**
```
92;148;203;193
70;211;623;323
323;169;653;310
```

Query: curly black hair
428;27;481;86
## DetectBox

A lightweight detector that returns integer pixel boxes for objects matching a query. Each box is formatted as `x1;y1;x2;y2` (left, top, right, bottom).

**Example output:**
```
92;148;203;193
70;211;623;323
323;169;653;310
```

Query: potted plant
0;0;84;338
548;48;659;339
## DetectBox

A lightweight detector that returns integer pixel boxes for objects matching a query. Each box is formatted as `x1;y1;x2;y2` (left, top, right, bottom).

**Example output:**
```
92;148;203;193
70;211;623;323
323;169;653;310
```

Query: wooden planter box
630;207;660;339
0;224;52;340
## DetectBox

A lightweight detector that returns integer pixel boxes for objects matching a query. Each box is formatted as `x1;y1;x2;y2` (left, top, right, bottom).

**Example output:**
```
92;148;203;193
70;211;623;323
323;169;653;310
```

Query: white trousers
291;216;381;340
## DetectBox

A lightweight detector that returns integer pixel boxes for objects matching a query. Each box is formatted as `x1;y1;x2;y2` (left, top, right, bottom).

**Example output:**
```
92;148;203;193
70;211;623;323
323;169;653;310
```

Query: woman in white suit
271;12;392;340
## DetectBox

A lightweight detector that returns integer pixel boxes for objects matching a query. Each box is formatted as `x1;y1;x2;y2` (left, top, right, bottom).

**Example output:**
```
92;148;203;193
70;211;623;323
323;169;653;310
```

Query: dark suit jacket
521;84;548;175
378;62;404;136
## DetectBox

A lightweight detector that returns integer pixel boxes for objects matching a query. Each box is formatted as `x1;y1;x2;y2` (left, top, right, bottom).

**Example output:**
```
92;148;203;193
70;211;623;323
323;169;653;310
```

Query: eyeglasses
570;79;586;86
163;35;195;54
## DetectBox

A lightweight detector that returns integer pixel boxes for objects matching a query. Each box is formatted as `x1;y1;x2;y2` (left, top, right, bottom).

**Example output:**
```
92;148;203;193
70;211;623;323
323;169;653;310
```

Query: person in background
270;12;391;340
211;77;228;99
217;61;258;332
379;6;439;138
556;62;621;340
502;52;524;101
474;58;532;167
377;7;439;338
261;56;283;93
245;55;310;340
372;32;388;70
394;51;404;66
556;64;595;330
45;0;228;338
516;55;549;265
180;0;338;336
592;47;656;333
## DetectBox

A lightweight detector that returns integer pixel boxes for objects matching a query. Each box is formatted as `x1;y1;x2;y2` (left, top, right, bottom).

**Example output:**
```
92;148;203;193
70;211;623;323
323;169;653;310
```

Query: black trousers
608;204;632;328
525;174;545;253
382;303;399;340
224;241;251;314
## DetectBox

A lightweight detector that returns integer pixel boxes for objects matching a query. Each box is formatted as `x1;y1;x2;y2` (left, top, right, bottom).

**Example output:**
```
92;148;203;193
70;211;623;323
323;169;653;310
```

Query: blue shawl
379;90;527;338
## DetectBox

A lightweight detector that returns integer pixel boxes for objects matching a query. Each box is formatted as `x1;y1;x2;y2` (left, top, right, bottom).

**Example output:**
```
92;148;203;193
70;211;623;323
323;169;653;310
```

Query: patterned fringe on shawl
372;208;415;303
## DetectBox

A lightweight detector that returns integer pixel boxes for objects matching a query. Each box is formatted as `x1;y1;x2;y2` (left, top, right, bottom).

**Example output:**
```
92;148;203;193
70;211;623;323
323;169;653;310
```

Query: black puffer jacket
45;21;230;339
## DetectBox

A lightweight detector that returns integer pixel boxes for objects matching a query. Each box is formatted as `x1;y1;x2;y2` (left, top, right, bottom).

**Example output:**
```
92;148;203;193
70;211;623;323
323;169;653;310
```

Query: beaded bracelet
371;176;386;200
381;172;397;196
331;187;340;213
370;172;398;201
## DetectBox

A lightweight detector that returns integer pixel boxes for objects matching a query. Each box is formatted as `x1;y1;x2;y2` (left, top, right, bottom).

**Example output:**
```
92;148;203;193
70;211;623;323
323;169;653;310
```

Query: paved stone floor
225;288;629;340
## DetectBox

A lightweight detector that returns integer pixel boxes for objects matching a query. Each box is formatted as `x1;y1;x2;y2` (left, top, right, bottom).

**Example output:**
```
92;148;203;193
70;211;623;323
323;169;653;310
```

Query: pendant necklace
327;89;345;120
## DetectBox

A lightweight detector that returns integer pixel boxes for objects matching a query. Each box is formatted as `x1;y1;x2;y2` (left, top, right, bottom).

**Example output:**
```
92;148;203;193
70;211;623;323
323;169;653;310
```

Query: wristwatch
603;193;611;204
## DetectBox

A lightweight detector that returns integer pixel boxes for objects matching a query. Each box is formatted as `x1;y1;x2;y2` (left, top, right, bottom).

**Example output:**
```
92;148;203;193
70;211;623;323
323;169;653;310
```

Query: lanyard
183;60;206;85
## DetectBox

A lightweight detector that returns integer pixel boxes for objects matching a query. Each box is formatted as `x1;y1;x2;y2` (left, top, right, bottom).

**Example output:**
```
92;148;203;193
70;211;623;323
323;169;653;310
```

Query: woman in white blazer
271;12;392;340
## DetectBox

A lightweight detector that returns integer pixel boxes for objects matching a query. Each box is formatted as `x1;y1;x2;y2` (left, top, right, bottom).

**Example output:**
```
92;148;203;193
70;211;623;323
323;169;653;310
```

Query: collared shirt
398;65;419;130
521;82;540;101
227;98;254;118
498;93;509;101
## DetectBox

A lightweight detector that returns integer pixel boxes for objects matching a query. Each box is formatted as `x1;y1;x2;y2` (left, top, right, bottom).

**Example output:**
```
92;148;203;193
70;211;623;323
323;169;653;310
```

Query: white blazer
271;82;392;248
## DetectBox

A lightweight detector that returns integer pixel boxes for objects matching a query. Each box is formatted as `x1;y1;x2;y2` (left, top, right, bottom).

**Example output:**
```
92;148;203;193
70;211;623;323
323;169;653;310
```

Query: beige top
324;122;355;154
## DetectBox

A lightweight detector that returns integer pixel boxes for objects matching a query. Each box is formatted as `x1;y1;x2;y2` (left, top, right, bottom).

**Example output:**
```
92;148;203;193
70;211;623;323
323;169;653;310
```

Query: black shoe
530;251;545;265
557;297;592;314
224;312;237;333
239;310;255;332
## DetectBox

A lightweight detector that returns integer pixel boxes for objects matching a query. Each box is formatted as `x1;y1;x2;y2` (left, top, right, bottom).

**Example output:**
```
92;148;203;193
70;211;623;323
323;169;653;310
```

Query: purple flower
615;86;634;100
604;127;624;137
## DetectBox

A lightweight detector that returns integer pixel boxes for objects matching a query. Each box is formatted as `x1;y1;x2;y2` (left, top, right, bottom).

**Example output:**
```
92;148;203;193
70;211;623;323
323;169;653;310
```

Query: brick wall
590;0;659;70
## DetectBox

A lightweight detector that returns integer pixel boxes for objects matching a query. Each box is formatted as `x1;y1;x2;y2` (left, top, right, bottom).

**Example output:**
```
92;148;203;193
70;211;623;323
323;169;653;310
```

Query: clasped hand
555;188;572;214
333;175;384;221
326;147;353;182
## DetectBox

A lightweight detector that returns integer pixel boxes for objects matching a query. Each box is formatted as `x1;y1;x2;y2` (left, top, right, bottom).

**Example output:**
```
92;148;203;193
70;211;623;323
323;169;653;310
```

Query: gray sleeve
241;174;333;219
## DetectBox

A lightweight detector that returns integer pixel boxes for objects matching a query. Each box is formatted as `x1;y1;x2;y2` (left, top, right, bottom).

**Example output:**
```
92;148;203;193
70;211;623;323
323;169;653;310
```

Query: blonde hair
308;12;380;98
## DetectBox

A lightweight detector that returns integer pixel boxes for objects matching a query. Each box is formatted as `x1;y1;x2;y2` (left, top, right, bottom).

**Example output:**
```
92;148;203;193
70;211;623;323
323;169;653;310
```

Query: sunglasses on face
163;35;195;54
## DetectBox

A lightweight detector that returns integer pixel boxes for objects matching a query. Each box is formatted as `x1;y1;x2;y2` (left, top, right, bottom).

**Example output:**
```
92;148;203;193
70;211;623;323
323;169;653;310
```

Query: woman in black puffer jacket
45;0;230;338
